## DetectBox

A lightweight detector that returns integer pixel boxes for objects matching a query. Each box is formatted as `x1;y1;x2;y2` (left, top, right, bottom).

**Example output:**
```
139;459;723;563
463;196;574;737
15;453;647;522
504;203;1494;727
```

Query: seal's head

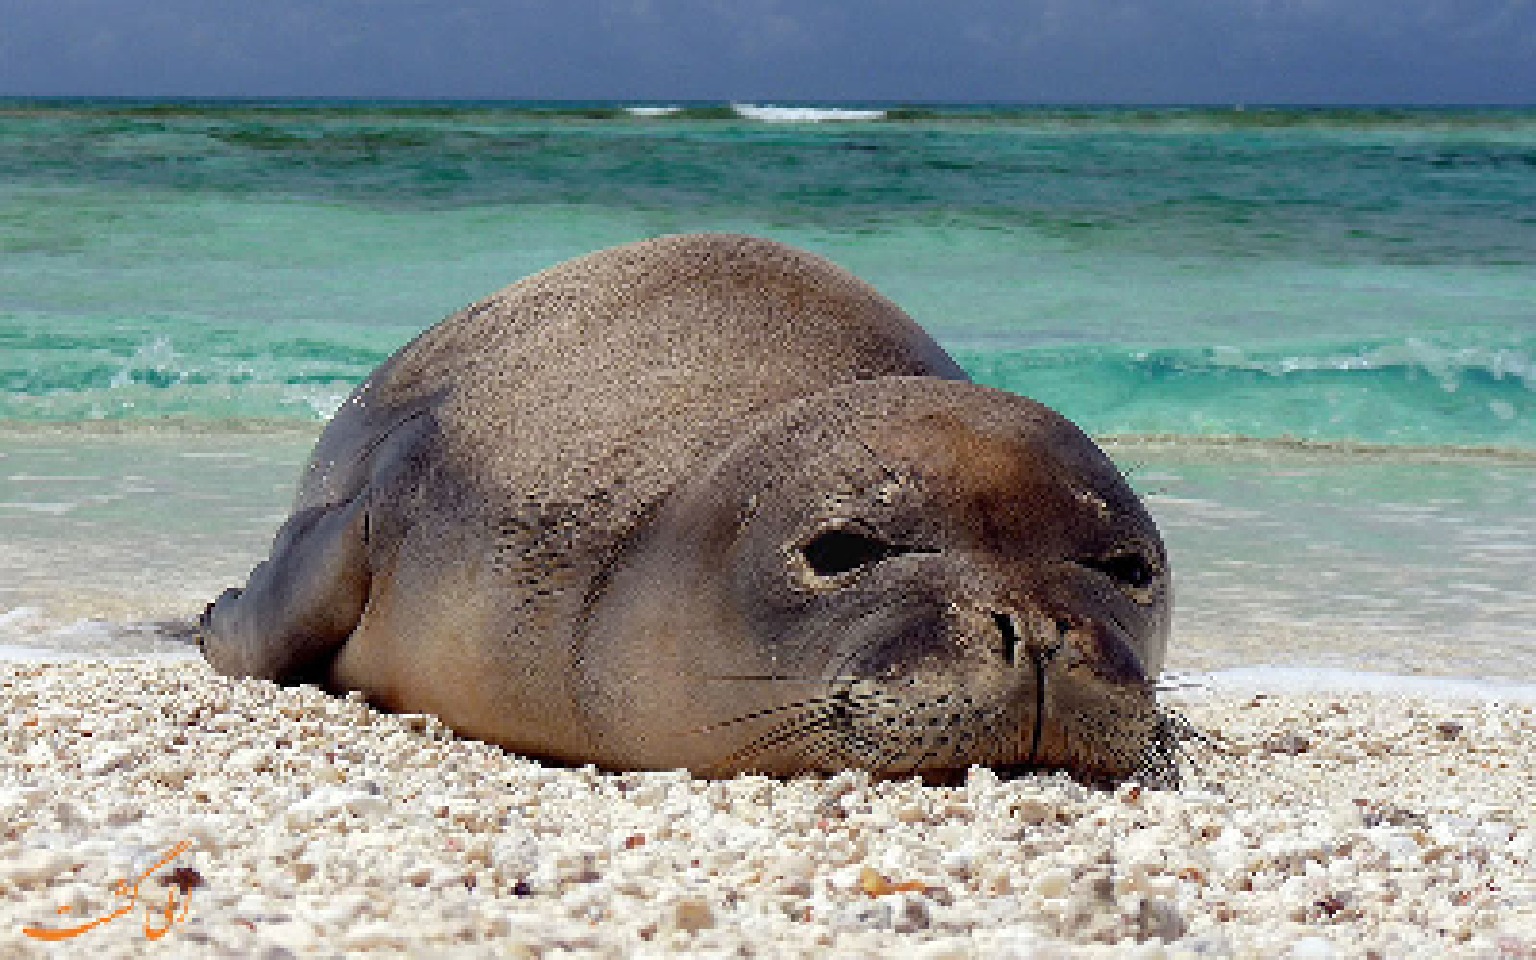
579;377;1174;785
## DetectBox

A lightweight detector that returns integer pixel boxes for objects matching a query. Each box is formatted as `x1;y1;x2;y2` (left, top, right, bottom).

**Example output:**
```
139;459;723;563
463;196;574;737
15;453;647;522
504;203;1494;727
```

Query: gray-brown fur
202;233;1174;782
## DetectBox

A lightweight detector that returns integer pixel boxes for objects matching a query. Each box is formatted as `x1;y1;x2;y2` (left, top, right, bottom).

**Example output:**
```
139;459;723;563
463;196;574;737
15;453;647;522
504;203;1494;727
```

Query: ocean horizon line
7;99;1534;132
5;97;1535;112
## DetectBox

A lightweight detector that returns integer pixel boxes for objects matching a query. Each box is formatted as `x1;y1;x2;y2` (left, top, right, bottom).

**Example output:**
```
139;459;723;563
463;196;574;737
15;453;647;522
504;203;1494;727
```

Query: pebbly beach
1;658;1533;958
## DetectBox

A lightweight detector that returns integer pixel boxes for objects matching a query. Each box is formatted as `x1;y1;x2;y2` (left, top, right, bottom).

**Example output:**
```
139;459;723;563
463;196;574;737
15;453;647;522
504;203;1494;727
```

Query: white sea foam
0;609;201;661
1195;340;1536;391
624;106;682;117
1168;667;1536;703
0;643;77;660
0;606;44;631
0;642;198;661
107;335;183;390
731;103;886;123
0;500;76;515
301;387;348;420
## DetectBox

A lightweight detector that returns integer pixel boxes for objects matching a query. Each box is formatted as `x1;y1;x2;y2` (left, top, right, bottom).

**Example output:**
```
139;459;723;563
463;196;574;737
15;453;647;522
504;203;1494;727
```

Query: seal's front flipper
201;494;371;683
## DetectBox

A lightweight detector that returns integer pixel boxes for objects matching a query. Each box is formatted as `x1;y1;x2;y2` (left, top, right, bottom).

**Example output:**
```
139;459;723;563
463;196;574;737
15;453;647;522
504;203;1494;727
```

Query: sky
1;0;1533;104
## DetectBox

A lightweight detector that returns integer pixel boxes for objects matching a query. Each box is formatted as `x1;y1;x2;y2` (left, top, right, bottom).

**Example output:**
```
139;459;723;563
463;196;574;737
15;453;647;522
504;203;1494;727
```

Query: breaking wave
4;318;1532;450
623;106;683;118
730;103;887;122
957;338;1535;448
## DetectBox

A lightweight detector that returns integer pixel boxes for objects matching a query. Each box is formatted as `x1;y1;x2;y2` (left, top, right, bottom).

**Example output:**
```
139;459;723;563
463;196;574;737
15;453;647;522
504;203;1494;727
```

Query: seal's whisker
801;710;884;774
1037;690;1192;789
972;704;1016;770
1159;703;1210;747
867;730;919;778
1143;702;1208;787
704;675;873;682
683;685;886;739
805;690;893;774
711;709;826;764
873;702;939;778
715;681;890;771
777;726;827;776
810;730;871;777
987;696;1033;770
909;701;986;777
713;705;857;771
901;742;945;779
673;695;839;737
866;689;946;776
799;724;863;774
714;732;799;772
863;737;913;779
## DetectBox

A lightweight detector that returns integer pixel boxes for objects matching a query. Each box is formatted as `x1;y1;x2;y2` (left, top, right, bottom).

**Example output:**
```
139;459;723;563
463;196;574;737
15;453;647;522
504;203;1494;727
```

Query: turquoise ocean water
2;101;1533;684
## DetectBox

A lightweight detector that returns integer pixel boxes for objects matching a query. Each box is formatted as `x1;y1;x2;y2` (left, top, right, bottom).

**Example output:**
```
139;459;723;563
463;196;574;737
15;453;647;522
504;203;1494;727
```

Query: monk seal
202;233;1175;784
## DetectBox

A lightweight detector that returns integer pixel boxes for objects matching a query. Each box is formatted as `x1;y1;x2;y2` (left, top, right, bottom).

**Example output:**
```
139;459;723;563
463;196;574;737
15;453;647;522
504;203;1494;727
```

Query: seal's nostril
992;611;1021;665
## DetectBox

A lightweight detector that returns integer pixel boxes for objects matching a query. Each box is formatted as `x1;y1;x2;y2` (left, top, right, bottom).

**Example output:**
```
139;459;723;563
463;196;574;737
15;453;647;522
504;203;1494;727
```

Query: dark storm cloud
0;0;1531;102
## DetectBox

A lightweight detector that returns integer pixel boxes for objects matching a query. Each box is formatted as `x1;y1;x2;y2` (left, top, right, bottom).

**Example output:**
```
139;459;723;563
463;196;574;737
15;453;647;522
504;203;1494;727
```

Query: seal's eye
1081;552;1157;590
799;528;903;579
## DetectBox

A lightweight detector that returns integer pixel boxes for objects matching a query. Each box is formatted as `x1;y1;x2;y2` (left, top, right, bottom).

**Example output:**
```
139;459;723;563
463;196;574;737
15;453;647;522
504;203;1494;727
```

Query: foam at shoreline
1169;667;1536;703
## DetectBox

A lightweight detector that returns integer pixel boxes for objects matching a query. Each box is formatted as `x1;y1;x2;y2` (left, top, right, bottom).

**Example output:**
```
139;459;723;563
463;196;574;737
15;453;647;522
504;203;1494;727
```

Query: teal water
3;101;1533;444
1;101;1533;680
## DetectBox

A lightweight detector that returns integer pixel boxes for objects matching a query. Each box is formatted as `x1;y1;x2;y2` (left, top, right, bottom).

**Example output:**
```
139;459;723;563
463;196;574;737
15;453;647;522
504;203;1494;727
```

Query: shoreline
1;660;1532;958
4;421;1536;464
7;633;1536;703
